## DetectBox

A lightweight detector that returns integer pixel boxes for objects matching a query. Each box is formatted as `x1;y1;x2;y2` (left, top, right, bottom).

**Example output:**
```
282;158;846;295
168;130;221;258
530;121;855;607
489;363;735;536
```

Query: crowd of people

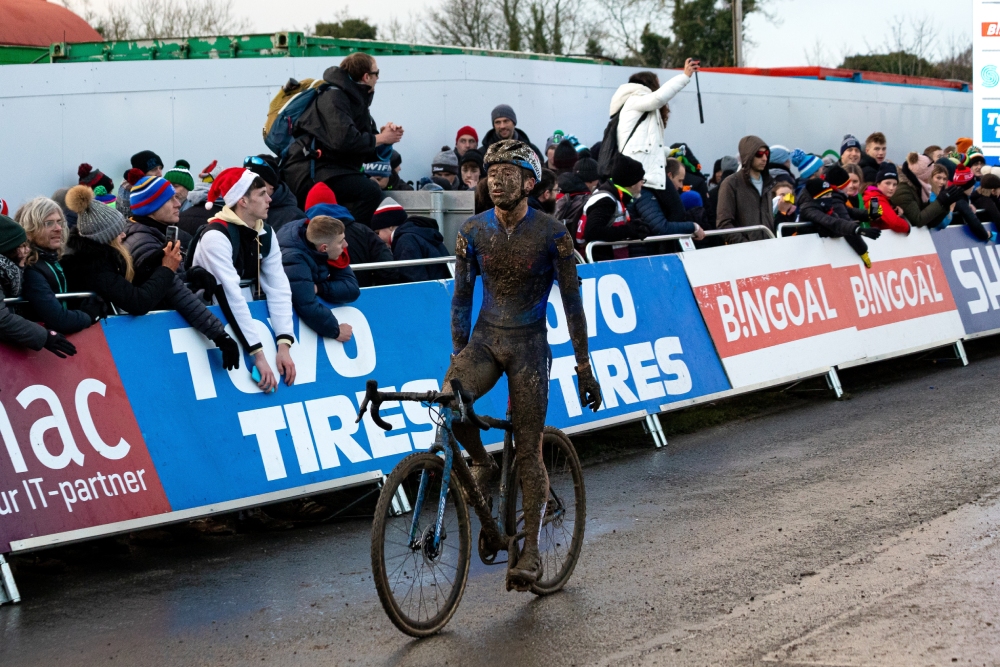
1;50;995;372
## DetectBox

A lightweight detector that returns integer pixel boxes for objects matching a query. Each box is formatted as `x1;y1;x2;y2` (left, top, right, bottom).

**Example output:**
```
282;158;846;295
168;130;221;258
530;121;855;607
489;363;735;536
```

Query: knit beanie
769;145;791;165
93;185;117;206
876;162;899;184
840;134;861;154
680;190;703;210
244;155;279;187
981;173;1000;189
432;149;459;175
553;139;579;171
966;146;986;166
720;155;740;174
805;178;833;199
460;148;485;173
825;165;850;189
130;176;176;216
791;149;823;179
175;159;191;170
305;182;338;211
956;137;974;155
951;164;975;188
205;168;259;209
936;157;957;180
78;163;113;192
164;166;195;192
370;197;407;230
573;157;599;182
456;125;478;144
491;104;517;125
130;150;164;173
0;213;26;255
908;153;933;184
364;161;392;178
610;154;645;186
66;185;126;243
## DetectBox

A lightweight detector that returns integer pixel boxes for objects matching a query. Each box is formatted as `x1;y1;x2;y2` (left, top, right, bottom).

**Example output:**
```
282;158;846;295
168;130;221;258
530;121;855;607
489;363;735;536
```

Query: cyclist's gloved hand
576;362;602;412
213;333;240;370
44;331;77;358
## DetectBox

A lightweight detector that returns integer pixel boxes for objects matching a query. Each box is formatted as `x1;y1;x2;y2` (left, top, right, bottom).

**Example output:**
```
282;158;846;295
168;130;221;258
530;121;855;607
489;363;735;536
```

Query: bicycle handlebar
355;379;508;433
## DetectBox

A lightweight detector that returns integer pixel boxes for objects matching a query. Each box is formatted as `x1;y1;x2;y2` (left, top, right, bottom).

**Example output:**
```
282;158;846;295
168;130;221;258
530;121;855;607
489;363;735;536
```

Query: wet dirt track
3;352;1000;667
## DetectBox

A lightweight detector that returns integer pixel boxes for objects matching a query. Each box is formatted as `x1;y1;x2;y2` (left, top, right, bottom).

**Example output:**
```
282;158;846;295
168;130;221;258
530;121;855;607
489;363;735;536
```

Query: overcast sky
71;0;972;68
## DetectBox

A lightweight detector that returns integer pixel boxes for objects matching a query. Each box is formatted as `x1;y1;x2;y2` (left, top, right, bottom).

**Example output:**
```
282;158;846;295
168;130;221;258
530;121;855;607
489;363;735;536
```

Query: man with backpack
189;167;297;393
278;53;404;226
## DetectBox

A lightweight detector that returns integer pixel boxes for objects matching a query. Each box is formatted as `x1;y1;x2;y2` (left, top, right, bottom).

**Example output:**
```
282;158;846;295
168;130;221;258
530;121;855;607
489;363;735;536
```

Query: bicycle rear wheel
506;426;586;595
371;452;471;637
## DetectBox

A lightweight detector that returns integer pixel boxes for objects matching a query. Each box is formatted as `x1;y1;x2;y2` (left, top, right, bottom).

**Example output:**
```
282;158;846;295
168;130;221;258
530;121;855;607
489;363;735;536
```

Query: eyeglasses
755;149;769;158
369;69;380;78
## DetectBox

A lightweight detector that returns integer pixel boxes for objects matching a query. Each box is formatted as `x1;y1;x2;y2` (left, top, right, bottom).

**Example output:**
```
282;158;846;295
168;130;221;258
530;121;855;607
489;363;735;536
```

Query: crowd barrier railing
582;226;776;264
776;222;811;236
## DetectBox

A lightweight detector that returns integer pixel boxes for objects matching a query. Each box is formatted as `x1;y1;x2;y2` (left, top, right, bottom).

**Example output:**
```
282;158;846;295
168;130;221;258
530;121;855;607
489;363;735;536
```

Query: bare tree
425;0;504;49
594;0;667;60
60;0;250;40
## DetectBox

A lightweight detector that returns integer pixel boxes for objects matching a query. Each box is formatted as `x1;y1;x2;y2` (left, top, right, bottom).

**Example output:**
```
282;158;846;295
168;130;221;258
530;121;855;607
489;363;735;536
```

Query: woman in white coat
609;58;700;228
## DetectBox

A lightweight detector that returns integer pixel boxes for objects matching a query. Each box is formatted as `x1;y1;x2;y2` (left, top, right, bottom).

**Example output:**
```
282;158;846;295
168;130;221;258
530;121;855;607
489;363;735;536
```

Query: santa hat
305;182;338;210
0;198;7;216
205;167;259;210
199;160;219;183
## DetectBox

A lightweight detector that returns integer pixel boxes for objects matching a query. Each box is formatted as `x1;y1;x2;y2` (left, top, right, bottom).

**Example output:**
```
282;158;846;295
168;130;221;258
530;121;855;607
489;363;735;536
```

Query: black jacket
859;154;880;185
122;217;226;338
178;199;222;237
972;190;1000;226
266;183;306;231
277;219;360;339
391;217;451;283
797;190;869;256
480;128;543;163
385;172;413;192
580;181;643;243
282;66;380;204
21;248;94;334
0;272;48;350
63;230;175;316
554;172;592;236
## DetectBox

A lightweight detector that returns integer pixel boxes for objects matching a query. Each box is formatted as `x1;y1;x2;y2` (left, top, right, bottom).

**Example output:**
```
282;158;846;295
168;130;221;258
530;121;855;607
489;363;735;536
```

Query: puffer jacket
715;136;775;242
302;203;399;287
892;163;948;229
266;182;306;231
609;73;690;191
391;217;451;283
63;229;175;316
631;189;695;236
21;247;94;334
122;216;226;338
796;190;869;257
277;219;359;339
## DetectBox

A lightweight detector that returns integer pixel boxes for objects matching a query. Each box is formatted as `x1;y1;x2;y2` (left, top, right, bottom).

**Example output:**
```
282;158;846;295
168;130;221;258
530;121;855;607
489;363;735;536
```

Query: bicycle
357;378;586;638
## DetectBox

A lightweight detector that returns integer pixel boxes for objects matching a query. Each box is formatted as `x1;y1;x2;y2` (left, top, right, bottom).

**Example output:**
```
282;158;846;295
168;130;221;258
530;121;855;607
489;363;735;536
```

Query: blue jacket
277;219;360;339
631;188;695;236
391;216;451;283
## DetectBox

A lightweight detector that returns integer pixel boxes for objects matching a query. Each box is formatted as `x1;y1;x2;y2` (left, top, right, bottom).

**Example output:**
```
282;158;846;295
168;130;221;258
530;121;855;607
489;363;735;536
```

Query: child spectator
798;167;879;267
863;163;910;234
577;154;651;259
371;198;450;282
454;126;478;160
680;190;706;227
840;135;862;165
278;214;359;341
843;164;865;209
929;164;954;230
386;150;413;191
555;169;593;235
772;181;797;227
967;147;986;181
892;152;950;229
860;132;886;183
460;149;485;189
16;197;105;335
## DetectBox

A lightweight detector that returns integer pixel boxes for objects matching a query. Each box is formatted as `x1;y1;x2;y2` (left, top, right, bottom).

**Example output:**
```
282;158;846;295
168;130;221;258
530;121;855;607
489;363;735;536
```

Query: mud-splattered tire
371;452;471;637
506;426;586;596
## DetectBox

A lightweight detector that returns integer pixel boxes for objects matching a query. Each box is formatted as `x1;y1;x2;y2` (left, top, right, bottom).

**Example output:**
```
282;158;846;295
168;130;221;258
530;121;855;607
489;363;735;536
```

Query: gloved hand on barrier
185;265;218;301
44;330;77;358
629;220;653;240
213;333;241;370
576;361;602;412
78;294;107;323
857;227;881;240
938;185;966;207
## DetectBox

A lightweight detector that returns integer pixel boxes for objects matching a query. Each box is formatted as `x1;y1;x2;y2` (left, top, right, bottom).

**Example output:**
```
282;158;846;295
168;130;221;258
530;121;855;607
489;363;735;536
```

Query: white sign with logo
975;2;1000;160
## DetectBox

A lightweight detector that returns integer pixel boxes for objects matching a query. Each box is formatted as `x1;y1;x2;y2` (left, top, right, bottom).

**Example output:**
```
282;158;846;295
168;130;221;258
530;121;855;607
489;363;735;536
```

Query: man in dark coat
480;104;543;163
244;154;305;231
370;198;450;282
277;216;359;341
715;135;775;242
281;53;403;225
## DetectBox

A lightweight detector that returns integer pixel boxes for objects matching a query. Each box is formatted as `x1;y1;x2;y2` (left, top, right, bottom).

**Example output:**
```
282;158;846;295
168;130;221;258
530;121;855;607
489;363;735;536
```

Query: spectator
369;198;449;282
431;149;460;189
892;152;949;229
947;164;994;242
474;178;493;214
454;126;479;160
386;150;413;191
93;185;116;207
973;173;1000;226
78;163;114;193
862;163;910;235
797;167;879;267
956;137;974;155
716;136;775;242
189;168;297;393
574;158;600;192
16;197;105;335
609;59;698;228
164;162;195;212
555;170;593;235
821;150;841;170
843;163;865;210
709;159;725;190
924;145;943;162
460;149;485;189
577;154;650;259
704;155;739;229
769;145;792;172
364;160;392;190
680;190;706;227
840;135;862;165
552;139;578;175
772;181;797;227
929;164;954;230
303;182;395;288
281;52;403;225
131;150;164;178
116;168;146;219
62;185;181;315
277;214;359;341
528;168;558;213
122;176;240;369
967;147;986;181
667;157;686;192
245;155;306;231
860;132;886;183
791;149;823;182
936;155;958;180
669;142;709;200
544;136;558;169
481;104;543;161
0;214;76;357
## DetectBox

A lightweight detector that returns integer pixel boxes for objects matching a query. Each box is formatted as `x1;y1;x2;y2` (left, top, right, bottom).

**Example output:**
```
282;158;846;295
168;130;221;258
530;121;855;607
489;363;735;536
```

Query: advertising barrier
0;257;727;553
929;223;1000;338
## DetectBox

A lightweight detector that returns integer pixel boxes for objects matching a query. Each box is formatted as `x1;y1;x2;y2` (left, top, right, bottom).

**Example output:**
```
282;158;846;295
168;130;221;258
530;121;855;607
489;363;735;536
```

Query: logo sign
982;65;999;89
983;109;1000;143
983;22;1000;36
929;224;1000;336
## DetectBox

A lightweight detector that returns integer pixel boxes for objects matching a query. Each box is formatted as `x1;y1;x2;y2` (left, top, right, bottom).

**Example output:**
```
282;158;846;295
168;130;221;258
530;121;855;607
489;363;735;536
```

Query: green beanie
0;214;27;255
164;166;195;192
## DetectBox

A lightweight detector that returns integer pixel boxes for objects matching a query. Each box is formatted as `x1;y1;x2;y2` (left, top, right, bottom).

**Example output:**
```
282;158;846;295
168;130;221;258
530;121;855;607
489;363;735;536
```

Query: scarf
0;253;23;298
328;252;350;270
904;157;933;204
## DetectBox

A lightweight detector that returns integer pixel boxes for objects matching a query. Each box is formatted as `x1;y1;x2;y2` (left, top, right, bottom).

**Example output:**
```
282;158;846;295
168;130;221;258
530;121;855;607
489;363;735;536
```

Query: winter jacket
609;73;690;191
631;188;695;236
123;216;226;340
953;195;992;241
797;190;869;257
554;172;592;236
862;186;910;234
277;219;359;339
303;203;398;287
715;136;775;242
972;190;1000;226
892;164;948;229
63;230;175;315
266;182;307;231
386;171;413;192
0;267;47;351
391;217;451;283
178;199;223;237
282;66;381;205
859;154;880;184
21;248;94;334
480;128;544;164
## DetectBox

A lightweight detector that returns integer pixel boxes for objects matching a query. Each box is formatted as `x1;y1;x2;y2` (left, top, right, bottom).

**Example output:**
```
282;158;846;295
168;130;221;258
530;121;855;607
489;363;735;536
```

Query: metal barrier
776;222;811;237
702;225;776;240
3;291;94;305
582;226;777;263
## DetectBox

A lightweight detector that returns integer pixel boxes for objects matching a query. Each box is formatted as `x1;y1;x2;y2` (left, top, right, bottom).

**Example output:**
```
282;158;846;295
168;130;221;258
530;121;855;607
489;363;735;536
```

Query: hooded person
370;199;450;283
796;167;880;268
715;135;775;242
78;163;114;193
245;154;305;231
480;104;544;162
862;162;911;235
892;152;951;229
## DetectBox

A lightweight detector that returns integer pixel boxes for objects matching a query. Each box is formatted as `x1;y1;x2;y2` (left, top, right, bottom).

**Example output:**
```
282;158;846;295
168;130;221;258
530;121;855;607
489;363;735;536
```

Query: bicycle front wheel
371;452;471;637
506;426;586;595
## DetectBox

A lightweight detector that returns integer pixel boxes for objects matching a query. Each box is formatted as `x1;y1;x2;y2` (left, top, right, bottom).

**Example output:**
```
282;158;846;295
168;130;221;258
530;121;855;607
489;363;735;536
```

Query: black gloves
630;220;653;240
938;185;966;207
185;266;218;300
858;227;881;240
78;294;107;323
576;363;602;412
44;331;77;358
213;333;241;371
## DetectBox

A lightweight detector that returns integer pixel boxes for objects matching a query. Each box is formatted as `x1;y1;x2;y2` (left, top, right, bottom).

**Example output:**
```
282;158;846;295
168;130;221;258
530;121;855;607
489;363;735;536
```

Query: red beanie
305;182;338;210
456;125;478;144
950;164;975;188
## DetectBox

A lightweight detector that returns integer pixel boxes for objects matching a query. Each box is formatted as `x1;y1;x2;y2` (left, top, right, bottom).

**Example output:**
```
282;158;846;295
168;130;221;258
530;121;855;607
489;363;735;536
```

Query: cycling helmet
483;140;542;181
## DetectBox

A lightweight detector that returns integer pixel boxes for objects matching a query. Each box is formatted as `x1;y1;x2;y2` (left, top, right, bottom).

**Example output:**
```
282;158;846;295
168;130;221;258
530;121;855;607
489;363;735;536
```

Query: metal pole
732;0;744;68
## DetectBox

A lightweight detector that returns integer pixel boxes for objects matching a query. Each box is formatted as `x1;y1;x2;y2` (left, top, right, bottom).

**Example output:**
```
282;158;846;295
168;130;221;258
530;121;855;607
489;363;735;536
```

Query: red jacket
863;186;910;234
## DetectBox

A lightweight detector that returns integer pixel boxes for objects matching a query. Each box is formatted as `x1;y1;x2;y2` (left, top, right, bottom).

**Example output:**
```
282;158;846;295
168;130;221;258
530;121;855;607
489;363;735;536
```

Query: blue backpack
263;78;330;159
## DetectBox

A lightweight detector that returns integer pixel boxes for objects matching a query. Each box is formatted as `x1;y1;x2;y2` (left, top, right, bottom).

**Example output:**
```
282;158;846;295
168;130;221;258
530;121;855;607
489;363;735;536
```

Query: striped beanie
164;163;195;191
370;197;406;230
130;176;176;216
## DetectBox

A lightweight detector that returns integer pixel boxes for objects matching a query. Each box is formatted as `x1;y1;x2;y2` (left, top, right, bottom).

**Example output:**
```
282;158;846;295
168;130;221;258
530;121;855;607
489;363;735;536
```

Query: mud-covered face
487;163;534;210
